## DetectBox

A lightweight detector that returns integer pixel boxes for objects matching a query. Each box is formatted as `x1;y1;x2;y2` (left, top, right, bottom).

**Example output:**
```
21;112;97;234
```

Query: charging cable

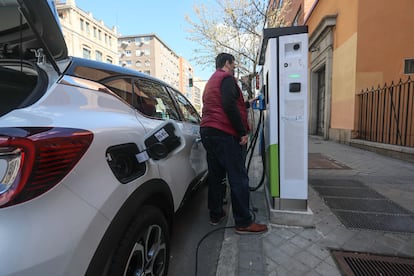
194;226;234;276
194;209;257;276
246;108;266;191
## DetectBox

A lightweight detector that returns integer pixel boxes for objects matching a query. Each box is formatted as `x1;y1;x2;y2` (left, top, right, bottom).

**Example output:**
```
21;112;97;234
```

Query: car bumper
0;183;109;276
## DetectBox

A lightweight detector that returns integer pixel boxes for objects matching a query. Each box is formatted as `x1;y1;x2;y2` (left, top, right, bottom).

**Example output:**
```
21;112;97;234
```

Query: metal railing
356;77;414;147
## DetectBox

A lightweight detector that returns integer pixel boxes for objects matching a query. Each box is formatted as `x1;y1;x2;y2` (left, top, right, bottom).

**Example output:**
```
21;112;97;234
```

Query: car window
168;88;200;124
72;65;116;81
134;78;180;120
104;77;134;104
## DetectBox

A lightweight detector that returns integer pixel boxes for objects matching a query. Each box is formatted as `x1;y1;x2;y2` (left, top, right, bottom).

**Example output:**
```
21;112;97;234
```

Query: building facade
56;0;119;65
305;0;414;143
267;0;305;26
179;58;203;112
268;0;414;150
191;77;206;113
118;34;181;89
118;35;202;110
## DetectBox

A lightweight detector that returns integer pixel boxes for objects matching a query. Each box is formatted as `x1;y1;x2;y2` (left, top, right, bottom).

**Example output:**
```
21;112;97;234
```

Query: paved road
168;182;228;276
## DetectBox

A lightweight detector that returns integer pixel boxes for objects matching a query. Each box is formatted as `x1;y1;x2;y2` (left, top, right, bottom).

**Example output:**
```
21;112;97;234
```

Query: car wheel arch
85;178;174;276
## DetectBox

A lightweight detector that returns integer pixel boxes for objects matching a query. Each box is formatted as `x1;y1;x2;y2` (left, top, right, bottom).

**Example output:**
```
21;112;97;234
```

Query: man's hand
248;97;257;106
240;135;248;145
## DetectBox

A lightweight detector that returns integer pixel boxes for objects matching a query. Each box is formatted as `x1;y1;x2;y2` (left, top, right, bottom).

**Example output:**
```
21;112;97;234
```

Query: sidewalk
216;135;414;276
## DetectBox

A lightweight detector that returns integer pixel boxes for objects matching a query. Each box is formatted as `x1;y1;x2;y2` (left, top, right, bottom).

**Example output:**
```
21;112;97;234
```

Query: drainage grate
310;179;414;233
332;250;414;276
334;211;414;233
309;179;365;188
312;186;384;199
324;198;412;214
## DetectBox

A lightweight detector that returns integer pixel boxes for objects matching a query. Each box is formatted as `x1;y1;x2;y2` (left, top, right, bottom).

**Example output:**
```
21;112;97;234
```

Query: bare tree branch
185;0;291;97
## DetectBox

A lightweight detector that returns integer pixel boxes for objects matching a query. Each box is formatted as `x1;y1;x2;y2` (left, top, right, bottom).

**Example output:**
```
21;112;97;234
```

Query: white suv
0;0;207;275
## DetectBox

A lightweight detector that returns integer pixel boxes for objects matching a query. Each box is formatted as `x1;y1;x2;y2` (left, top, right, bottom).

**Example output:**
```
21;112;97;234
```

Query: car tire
108;205;170;276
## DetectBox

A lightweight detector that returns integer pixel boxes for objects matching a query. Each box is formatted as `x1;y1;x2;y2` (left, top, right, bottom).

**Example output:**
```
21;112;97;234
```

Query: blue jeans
201;132;252;228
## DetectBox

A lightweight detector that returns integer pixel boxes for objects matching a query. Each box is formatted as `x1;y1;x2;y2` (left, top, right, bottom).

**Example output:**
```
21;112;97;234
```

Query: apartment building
118;34;180;88
118;35;201;110
56;0;119;64
192;77;206;113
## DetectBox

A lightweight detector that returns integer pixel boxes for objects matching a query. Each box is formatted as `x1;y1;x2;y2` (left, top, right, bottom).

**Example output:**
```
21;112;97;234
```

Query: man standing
200;53;268;234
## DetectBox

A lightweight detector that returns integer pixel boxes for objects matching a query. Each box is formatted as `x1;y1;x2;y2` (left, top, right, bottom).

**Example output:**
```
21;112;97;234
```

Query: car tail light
0;127;93;207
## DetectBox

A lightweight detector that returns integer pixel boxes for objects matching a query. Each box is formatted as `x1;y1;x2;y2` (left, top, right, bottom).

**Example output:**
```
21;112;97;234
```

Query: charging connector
135;120;183;163
251;94;265;110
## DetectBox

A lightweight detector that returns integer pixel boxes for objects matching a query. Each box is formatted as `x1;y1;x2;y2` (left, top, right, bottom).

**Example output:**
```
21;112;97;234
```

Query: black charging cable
246;109;266;191
194;208;257;276
194;226;234;276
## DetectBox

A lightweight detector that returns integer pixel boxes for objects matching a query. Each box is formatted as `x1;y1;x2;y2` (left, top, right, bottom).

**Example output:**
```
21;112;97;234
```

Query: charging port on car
106;143;146;184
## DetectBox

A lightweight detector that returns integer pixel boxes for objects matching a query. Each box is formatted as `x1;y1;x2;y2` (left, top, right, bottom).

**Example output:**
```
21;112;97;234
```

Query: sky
75;0;215;80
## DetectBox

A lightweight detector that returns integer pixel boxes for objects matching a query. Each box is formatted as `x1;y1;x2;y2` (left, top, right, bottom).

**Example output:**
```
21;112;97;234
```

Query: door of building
316;67;325;136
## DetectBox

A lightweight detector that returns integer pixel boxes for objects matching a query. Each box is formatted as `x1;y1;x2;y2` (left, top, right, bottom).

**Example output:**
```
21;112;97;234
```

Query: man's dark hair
215;53;235;69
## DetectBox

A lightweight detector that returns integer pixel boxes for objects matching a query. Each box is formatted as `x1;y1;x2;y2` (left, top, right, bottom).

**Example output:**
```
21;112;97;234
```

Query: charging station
257;26;313;225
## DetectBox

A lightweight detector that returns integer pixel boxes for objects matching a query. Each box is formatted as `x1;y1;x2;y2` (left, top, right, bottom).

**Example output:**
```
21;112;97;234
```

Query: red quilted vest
201;69;249;137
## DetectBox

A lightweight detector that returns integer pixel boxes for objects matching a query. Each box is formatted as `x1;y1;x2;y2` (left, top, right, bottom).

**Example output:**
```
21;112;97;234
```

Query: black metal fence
356;77;414;147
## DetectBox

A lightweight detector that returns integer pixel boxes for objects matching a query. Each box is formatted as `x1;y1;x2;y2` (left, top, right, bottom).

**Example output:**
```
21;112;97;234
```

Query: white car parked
0;0;207;275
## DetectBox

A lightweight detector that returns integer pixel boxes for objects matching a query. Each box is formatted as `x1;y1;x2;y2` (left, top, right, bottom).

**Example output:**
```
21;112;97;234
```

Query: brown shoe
235;222;268;235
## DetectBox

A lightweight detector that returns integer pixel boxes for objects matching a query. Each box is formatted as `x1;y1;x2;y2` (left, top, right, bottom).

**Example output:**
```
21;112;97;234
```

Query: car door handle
195;138;202;143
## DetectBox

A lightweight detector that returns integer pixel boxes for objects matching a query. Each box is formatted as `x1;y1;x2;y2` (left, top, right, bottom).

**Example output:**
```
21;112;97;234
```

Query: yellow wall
356;0;414;91
307;0;359;130
307;0;414;133
307;0;358;46
331;33;357;129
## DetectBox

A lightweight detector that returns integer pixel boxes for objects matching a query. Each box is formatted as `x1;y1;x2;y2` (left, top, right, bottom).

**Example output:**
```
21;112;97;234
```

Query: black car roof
66;57;176;89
